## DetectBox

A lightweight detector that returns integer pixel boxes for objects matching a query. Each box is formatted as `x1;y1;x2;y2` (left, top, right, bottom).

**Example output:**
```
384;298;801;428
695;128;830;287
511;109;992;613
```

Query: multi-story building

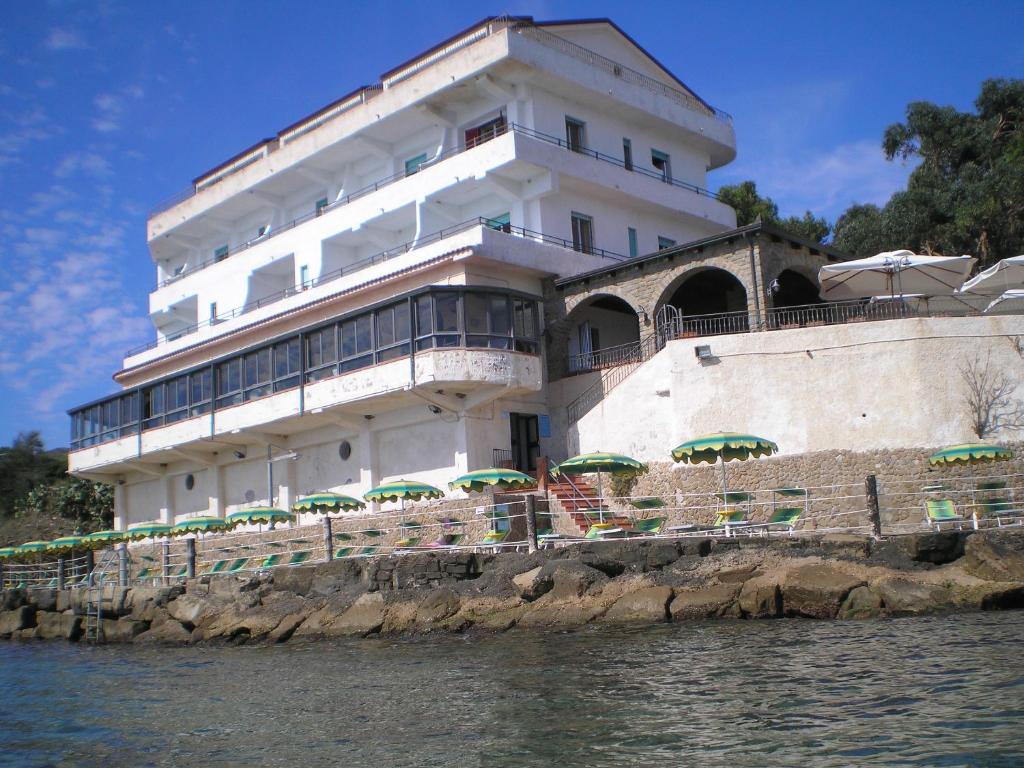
67;16;738;528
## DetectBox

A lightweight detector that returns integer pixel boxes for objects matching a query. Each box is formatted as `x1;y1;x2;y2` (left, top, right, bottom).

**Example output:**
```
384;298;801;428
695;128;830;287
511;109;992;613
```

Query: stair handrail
566;327;663;425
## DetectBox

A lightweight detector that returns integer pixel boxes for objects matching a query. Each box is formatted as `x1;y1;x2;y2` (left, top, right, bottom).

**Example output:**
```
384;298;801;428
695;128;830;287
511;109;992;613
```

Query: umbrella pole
719;456;729;497
598;469;604;523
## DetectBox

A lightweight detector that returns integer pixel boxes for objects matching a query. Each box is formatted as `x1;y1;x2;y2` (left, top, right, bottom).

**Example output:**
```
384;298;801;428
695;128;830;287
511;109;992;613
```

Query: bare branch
960;352;1024;438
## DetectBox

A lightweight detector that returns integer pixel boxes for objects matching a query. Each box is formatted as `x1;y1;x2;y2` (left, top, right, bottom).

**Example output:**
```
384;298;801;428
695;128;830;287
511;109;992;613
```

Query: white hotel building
68;16;738;528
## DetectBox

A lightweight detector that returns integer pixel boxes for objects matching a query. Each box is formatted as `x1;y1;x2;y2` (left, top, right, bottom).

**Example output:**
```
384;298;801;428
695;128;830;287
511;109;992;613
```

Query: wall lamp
637;304;650;325
233;450;246;459
695;344;714;361
427;404;443;415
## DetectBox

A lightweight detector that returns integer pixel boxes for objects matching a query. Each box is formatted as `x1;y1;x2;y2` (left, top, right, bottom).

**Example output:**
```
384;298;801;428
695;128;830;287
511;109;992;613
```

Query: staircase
83;549;121;644
566;329;663;425
547;476;632;533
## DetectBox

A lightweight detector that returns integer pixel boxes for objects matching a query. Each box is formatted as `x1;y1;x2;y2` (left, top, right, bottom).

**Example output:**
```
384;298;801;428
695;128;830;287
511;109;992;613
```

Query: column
158;475;173;525
278;454;297;512
359;429;379;512
113;482;128;531
207;464;224;517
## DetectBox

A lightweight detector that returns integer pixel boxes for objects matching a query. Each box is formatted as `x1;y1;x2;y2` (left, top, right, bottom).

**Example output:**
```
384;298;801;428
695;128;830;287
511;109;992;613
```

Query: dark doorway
509;413;539;472
770;269;823;309
661;268;748;337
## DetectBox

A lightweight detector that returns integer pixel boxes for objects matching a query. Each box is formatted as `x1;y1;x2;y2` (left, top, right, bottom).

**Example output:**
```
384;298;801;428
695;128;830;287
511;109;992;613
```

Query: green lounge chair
288;551;311;566
764;508;802;534
628;517;666;535
135;567;154;581
334;547;354;559
333;532;354;542
259;554;283;569
977;481;1019;525
170;564;188;580
428;533;465;548
356;545;379;557
924;499;965;531
207;559;229;575
584;522;624;539
395;537;421;549
227;558;249;573
480;530;510;549
630;498;666;510
713;508;749;536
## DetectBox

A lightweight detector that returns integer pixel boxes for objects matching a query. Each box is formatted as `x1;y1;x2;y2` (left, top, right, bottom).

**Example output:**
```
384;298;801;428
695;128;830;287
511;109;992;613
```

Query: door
509;413;539;472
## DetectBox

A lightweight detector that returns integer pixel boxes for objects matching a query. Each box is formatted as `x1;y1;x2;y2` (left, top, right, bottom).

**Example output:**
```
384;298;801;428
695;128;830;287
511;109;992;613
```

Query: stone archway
656;267;749;338
564;294;641;372
769;268;823;309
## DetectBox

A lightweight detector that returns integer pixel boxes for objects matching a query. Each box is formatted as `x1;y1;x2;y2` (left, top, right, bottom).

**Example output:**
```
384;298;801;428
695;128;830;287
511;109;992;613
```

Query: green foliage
0;431;66;518
837;78;1024;266
717;181;831;243
16;476;114;531
609;465;649;499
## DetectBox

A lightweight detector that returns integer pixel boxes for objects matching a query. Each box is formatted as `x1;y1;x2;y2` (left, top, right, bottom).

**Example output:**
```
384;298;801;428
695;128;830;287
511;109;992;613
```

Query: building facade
67;17;742;528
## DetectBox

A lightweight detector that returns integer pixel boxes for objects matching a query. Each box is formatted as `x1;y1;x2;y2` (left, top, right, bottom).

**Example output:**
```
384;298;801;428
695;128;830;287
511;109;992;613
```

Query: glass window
651;149;672;183
274;338;301;391
306;326;337;370
464;114;506;148
376;301;410;362
214;244;229;262
216;358;242;408
658;236;676;250
244;347;273;400
565;117;586;152
340;314;373;372
435;293;459;332
315;197;329;215
628;227;638;258
571;213;594;254
190;369;212;415
623;138;633;171
143;384;164;429
404;153;428;176
464;293;487;334
415;295;433;337
485;213;511;233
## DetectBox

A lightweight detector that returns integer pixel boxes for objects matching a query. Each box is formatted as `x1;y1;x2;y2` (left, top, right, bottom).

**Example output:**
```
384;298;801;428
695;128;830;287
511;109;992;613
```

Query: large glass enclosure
70;287;540;450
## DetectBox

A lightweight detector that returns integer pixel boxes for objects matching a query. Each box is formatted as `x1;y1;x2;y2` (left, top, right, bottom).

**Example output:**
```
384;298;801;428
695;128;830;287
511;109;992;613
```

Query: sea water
1;611;1022;767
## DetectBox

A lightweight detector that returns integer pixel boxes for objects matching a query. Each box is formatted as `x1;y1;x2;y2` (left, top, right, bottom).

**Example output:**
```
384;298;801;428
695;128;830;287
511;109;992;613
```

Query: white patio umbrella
818;250;976;301
959;255;1024;296
985;289;1024;313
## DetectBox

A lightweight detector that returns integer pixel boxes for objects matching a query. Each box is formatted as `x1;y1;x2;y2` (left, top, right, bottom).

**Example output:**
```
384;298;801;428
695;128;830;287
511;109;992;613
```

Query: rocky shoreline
3;529;1024;645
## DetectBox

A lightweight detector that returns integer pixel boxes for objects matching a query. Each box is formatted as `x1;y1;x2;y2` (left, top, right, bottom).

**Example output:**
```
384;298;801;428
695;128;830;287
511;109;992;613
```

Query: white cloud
53;151;112;178
44;28;87;51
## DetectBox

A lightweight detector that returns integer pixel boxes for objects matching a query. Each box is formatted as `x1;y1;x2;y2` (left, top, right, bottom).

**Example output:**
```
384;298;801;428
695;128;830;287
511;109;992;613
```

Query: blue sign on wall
538;414;551;438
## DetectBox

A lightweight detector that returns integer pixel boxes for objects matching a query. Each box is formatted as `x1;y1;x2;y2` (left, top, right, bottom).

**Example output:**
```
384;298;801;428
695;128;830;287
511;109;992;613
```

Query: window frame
651;149;672;183
571;212;595;255
565;116;586;153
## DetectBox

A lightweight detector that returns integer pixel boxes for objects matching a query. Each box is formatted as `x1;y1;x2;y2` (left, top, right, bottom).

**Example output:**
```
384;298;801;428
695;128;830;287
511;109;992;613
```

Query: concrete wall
551;315;1024;461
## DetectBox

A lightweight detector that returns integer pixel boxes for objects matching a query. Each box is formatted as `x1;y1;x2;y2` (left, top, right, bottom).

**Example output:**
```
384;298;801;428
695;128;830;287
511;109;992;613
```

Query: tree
717;181;831;243
960;352;1024;438
16;476;114;531
0;432;66;517
839;78;1024;265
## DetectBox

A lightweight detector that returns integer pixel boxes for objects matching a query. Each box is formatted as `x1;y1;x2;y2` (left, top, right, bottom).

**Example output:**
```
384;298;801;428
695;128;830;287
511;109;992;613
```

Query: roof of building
553;222;849;290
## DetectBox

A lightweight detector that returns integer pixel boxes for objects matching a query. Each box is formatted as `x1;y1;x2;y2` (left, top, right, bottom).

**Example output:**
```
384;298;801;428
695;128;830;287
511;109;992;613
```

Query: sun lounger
428;533;465;548
135;567;154;581
356;545;379;557
630;498;666;510
763;507;802;535
977;481;1021;526
626;517;666;535
395;537;421;549
479;530;510;550
207;560;229;575
584;522;625;539
227;558;249;573
713;508;749;536
334;547;354;558
924;499;965;531
259;554;284;569
288;551;311;566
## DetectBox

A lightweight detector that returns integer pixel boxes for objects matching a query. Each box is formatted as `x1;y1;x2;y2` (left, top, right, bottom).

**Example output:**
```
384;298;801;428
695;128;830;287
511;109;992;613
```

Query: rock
270;565;316;596
36;611;82;641
738;577;782;619
1;589;27;611
783;564;865;619
0;605;37;635
415;589;460;628
669;583;741;620
28;589;57;612
838;586;884;619
873;577;951;615
894;532;966;565
602;586;673;624
198;591;308;642
134;619;193;645
517;594;609;629
267;612;306;643
717;565;760;584
381;601;419;634
100;617;149;643
950;581;1024;611
451;595;527;632
127;586;183;621
330;593;385;636
512;567;546;600
310;559;364;596
166;594;221;629
821;533;872;559
206;575;260;599
963;531;1024;582
539;560;608;601
293;593;359;638
644;543;682;570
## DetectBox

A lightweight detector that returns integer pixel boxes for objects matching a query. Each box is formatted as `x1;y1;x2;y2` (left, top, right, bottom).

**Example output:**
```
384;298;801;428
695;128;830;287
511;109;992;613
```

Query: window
305;325;338;381
214;245;229;263
256;225;267;238
243;347;273;400
315;197;329;216
142;384;165;430
571;212;594;254
190;369;212;416
216;358;242;408
485;212;511;233
628;227;638;258
512;298;538;353
464;114;506;148
651;149;672;183
340;314;373;372
273;338;301;391
658;236;676;250
404;153;428;176
465;293;512;349
623;138;633;171
300;265;310;288
209;302;217;324
565;117;586;153
376;301;411;362
164;375;189;423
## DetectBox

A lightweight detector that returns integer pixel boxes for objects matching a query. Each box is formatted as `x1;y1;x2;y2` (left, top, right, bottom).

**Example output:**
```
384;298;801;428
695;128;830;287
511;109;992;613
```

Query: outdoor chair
169;564;188;580
395;537;421;550
923;499;965;531
333;547;354;558
287;551;312;566
713;508;749;536
135;567;154;581
206;559;229;575
428;533;465;548
626;517;667;536
227;558;249;573
355;545;380;557
259;554;284;569
977;481;1021;526
761;508;802;535
479;529;510;551
584;522;625;539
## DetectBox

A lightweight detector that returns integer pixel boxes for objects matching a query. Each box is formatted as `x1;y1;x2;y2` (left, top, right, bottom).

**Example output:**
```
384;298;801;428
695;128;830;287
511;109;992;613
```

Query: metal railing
154;122;717;290
492;448;515;468
129;216;625;357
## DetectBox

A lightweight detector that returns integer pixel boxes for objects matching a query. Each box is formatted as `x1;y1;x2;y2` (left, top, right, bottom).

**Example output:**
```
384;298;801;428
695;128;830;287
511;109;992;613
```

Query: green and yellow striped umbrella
83;529;128;546
928;443;1014;466
449;468;536;494
227;507;295;526
0;547;17;559
671;433;779;464
15;540;50;554
364;480;445;504
170;516;231;536
552;452;646;477
292;493;366;514
47;536;85;552
126;522;174;540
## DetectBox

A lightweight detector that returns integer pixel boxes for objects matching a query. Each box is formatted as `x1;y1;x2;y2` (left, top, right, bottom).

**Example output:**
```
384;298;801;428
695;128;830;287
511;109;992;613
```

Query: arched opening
767;269;827;328
658;268;748;338
566;294;641;372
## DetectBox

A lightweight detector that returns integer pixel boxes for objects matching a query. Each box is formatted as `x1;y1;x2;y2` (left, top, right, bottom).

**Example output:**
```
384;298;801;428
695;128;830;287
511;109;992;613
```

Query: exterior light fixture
695;345;714;360
427;404;443;414
233;450;246;459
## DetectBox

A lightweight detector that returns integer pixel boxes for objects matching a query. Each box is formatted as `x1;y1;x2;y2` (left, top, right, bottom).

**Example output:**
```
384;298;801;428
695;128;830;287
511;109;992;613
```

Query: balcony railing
130;217;625;357
155;122;720;290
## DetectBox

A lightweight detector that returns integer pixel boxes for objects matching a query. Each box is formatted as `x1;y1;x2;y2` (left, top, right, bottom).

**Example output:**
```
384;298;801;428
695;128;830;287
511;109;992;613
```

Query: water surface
2;612;1023;767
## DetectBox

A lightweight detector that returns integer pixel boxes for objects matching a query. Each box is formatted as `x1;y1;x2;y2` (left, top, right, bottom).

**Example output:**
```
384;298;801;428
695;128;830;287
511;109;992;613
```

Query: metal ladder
83;549;121;644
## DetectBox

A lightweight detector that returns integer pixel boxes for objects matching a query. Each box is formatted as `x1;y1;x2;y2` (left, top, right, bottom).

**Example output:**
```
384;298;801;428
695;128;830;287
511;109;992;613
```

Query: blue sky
1;0;1022;449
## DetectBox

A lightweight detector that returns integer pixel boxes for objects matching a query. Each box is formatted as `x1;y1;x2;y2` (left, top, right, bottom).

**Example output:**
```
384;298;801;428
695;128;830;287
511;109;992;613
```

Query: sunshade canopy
0;547;17;559
83;529;128;545
292;493;366;514
928;444;1013;466
364;480;445;503
126;522;173;540
227;507;295;526
170;517;231;535
552;452;646;476
959;255;1024;296
47;536;85;552
818;251;976;300
985;289;1024;313
15;540;50;553
449;468;535;493
671;433;779;464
